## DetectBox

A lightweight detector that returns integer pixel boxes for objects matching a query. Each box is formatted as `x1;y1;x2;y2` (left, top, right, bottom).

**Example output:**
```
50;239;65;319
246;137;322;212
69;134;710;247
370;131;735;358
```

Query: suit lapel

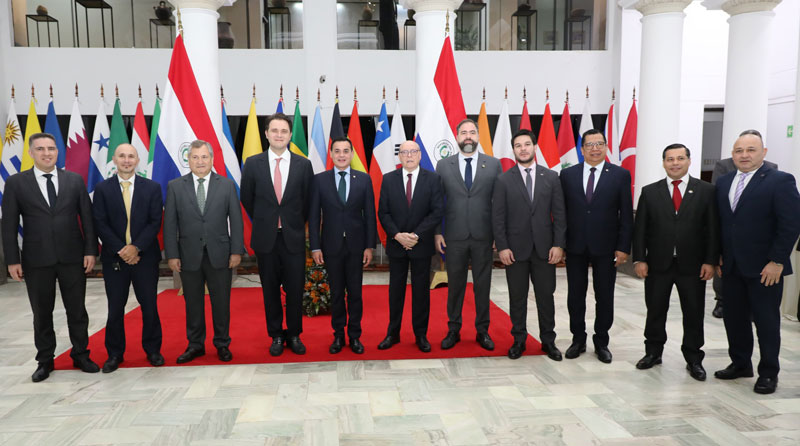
509;165;533;210
591;164;612;200
25;170;51;211
657;179;673;212
677;177;698;216
733;167;767;213
261;153;280;205
345;171;359;208
183;174;203;216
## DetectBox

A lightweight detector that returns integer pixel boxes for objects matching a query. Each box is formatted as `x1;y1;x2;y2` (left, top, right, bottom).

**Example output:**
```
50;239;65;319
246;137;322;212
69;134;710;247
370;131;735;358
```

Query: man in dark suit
309;137;377;354
92;144;165;372
709;157;778;319
560;128;633;364
241;113;314;357
493;130;566;360
2;132;99;382
377;140;444;352
164;140;245;364
714;129;800;394
633;144;719;381
435;119;502;351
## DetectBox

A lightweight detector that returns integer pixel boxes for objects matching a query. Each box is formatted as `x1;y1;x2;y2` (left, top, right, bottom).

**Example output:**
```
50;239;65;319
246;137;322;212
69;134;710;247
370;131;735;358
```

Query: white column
303;0;337;120
782;19;800;319
402;0;461;133
622;0;691;203
172;0;235;150
703;0;781;155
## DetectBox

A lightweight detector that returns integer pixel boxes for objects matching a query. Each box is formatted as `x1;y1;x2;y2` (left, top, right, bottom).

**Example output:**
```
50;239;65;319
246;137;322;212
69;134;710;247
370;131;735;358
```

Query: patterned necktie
464;158;473;190
196;178;206;213
338;171;347;204
586;167;596;202
406;173;413;207
731;172;750;211
122;180;132;244
525;168;533;202
43;173;57;211
671;180;682;213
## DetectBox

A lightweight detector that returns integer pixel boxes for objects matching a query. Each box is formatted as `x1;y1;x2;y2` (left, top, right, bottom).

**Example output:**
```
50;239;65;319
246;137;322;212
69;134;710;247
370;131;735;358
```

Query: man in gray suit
164;140;245;364
435;119;502;351
492;129;566;360
710;157;778;318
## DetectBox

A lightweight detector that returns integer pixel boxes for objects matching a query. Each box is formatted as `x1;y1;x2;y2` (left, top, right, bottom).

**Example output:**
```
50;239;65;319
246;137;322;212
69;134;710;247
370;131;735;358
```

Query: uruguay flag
415;35;466;171
151;34;226;200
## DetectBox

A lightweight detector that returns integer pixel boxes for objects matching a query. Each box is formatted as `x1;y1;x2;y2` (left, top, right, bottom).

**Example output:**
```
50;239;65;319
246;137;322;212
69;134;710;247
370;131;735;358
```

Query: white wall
765;0;799;173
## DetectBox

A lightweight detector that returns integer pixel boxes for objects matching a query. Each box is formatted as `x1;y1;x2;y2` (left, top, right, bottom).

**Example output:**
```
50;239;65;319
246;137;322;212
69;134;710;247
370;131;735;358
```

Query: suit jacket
493;164;566;261
435;152;501;241
633;177;719;275
240;151;313;254
92;175;163;264
378;168;444;258
1;169;96;268
163;172;245;271
559;162;634;256
711;157;778;185
309;169;377;254
716;164;800;277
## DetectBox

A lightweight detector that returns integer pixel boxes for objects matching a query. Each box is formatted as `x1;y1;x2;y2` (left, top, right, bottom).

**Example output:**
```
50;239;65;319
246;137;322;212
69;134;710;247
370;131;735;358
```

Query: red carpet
55;284;541;369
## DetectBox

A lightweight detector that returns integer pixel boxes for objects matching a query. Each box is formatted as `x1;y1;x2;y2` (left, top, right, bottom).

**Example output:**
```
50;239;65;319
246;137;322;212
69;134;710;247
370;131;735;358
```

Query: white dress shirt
728;165;762;208
268;148;291;194
458;152;477;184
403;166;420;198
517;162;536;200
583;161;606;194
192;172;210;203
665;174;688;201
118;174;135;200
33;166;59;207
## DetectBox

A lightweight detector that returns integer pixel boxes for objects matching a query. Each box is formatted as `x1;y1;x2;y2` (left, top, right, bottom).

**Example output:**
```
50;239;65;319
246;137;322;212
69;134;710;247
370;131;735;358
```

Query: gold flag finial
139;85;143;99
335;86;339;102
177;8;183;37
49;84;53;98
31;84;35;98
382;86;386;101
100;84;104;98
586;86;589;98
504;86;508;99
75;83;79;97
565;90;569;104
354;87;358;102
632;87;636;101
252;84;256;98
220;85;224;99
279;84;283;99
523;86;527;101
155;84;160;100
395;87;399;101
482;87;486;101
317;88;320;103
445;10;450;35
546;88;550;101
115;84;119;98
612;88;616;101
295;86;299;101
11;85;15;99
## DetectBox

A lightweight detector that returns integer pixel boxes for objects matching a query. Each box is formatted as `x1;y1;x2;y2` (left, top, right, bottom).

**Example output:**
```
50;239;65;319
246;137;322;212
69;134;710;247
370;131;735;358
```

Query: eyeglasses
584;142;606;148
398;149;420;156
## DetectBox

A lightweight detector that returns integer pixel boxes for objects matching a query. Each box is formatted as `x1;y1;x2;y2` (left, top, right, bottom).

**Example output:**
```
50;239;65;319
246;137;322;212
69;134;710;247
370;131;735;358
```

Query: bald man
93;144;165;372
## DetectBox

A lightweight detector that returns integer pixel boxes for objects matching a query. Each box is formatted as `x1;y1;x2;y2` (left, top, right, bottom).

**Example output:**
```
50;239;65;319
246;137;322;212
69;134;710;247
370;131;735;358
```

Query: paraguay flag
415;35;466;171
151;34;226;200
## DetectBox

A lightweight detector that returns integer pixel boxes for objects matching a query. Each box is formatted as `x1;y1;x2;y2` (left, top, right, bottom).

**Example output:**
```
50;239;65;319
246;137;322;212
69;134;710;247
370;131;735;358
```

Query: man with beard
435;119;502;351
492;129;566;360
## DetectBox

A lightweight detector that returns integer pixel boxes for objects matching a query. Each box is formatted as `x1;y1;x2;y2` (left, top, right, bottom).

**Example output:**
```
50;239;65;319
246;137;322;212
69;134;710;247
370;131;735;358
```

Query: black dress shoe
416;336;431;353
712;300;723;318
73;357;100;373
565;342;586;359
287;336;306;355
377;335;400;350
269;336;285;356
541;342;562;361
635;354;662;370
176;347;205;364
714;363;754;380
217;346;233;362
476;333;495;351
687;363;707;381
754;376;778;394
595;346;613;364
350;338;365;354
508;341;526;360
32;361;54;383
441;331;460;350
147;352;165;367
330;336;345;354
102;356;123;373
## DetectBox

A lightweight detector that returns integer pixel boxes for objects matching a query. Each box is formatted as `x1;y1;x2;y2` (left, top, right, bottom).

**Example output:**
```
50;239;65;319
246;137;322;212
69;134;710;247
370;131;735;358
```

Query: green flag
107;97;128;176
146;98;161;179
289;100;308;157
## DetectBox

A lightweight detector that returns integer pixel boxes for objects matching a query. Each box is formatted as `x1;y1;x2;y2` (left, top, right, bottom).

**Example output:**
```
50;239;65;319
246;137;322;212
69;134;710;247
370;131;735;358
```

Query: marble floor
0;269;798;446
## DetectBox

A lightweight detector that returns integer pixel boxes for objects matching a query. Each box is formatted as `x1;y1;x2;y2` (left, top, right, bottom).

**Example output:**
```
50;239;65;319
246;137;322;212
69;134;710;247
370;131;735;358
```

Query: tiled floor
0;268;798;445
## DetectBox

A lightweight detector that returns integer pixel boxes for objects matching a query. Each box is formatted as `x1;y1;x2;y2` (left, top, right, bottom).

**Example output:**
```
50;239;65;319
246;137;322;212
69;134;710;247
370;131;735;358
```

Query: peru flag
557;102;579;169
415;35;466;170
151;34;225;200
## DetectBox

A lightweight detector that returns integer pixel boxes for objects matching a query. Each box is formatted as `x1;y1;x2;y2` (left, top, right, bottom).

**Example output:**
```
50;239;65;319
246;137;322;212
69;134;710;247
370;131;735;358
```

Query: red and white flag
131;98;150;177
605;100;619;164
66;97;90;186
619;100;637;199
492;99;515;172
557;102;579;168
537;102;561;171
369;101;394;246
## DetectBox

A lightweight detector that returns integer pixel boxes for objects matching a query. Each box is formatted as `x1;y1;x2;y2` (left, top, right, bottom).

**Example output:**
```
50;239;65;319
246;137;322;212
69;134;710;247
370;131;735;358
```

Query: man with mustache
435;119;502;351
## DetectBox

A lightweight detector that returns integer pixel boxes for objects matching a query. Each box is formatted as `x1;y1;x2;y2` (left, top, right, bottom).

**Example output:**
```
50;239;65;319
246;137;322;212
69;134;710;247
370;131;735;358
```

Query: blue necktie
465;158;473;190
338;171;347;204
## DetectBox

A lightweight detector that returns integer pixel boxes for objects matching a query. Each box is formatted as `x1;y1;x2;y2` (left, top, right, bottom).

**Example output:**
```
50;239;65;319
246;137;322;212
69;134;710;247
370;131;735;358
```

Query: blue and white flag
1;99;23;216
308;103;327;174
88;99;110;194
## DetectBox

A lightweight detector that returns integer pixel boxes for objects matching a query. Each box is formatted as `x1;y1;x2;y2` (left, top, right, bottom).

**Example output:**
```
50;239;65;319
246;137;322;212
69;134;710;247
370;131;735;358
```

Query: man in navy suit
560;129;633;363
714;129;800;394
92;144;164;372
309;137;377;354
377;140;444;352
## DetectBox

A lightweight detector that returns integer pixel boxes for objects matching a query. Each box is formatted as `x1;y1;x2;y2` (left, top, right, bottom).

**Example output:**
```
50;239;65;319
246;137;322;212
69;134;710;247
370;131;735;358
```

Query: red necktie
406;173;413;207
672;179;682;212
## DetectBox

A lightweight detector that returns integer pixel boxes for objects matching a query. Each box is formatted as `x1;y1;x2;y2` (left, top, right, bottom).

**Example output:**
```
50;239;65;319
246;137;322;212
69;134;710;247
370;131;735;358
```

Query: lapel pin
481;164;486;168
688;190;694;194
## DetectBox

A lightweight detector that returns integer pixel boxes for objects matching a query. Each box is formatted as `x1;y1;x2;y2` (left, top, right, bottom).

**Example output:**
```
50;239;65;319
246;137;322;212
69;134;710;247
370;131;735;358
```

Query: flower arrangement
302;237;331;316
